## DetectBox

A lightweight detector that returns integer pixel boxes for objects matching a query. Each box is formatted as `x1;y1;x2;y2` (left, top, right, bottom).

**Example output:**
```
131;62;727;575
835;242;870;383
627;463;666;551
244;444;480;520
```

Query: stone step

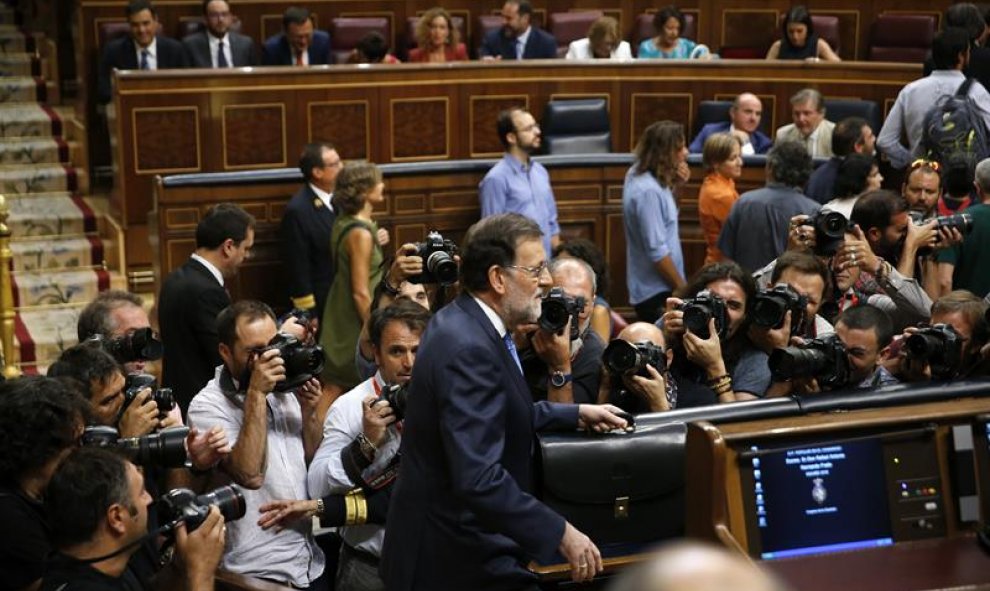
0;53;39;76
0;137;70;165
0;30;40;54
6;193;98;238
0;76;52;103
14;305;83;373
0;102;64;138
9;235;108;272
0;163;86;194
12;267;125;308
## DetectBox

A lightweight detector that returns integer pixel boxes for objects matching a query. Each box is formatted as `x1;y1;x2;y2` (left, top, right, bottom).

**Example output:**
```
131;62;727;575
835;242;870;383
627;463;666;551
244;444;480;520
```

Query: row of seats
97;11;937;64
537;96;882;156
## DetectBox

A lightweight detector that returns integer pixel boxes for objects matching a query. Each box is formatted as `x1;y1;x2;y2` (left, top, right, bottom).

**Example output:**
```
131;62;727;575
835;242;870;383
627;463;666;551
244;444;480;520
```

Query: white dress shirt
134;38;157;70
208;32;233;68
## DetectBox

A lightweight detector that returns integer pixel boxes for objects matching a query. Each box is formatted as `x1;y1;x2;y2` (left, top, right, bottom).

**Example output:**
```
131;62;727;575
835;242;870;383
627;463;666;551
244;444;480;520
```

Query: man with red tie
262;6;332;66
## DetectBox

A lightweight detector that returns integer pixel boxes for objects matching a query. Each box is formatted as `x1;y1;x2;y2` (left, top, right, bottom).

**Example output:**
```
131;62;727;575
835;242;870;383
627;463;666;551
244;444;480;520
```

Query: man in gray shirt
718;141;820;272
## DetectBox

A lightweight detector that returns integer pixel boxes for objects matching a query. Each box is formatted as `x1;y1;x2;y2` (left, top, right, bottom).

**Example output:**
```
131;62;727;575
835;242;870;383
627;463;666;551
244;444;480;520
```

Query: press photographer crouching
0;377;88;591
519;257;605;404
598;322;675;413
41;448;229;591
261;300;431;591
659;262;771;406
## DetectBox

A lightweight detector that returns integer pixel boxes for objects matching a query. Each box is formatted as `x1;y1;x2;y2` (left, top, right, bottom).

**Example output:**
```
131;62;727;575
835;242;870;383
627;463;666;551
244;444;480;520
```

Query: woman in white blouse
566;16;633;60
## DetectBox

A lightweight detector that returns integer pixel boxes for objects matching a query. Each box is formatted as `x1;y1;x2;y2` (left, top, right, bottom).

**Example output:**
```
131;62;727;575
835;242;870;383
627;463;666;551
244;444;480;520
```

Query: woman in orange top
408;7;469;63
698;133;743;264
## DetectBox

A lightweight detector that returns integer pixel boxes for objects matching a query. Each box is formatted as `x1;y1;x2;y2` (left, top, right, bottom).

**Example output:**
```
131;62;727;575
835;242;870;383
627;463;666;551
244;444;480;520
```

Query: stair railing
0;194;21;379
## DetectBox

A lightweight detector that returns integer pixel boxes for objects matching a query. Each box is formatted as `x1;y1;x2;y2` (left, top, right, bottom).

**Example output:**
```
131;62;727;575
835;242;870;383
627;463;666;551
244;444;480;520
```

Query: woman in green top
319;162;386;397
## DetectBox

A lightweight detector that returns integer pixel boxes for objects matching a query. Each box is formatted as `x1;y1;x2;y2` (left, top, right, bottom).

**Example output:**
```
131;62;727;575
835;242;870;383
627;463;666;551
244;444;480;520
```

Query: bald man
599;322;676;413
609;542;789;591
689;93;773;154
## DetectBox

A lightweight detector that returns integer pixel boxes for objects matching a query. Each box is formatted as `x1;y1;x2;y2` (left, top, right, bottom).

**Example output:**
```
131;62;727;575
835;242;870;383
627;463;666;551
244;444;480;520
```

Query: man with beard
902;160;942;220
480;107;560;255
849;190;940;284
182;0;257;68
380;214;629;590
479;0;557;60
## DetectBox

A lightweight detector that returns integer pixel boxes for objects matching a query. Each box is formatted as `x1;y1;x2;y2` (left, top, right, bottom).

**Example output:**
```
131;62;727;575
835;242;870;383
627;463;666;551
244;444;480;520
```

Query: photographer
187;300;326;588
937;157;990;298
751;250;834;345
77;290;157;375
520;257;605;404
42;448;226;591
261;300;430;591
834;304;898;389
598;322;675;413
660;262;770;404
0;377;88;591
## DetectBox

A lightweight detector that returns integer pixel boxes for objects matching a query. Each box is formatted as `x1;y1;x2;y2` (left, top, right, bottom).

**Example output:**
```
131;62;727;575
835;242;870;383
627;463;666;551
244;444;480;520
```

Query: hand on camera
281;315;317;345
187;425;231;471
787;215;815;253
118;388;159;438
390;243;423;283
622;364;669;412
532;317;571;369
748;310;793;354
902;217;938;258
362;393;395;448
295;377;322;415
935;225;964;251
682;317;725;375
248;348;285;395
175;505;225;590
660;297;685;342
837;226;880;274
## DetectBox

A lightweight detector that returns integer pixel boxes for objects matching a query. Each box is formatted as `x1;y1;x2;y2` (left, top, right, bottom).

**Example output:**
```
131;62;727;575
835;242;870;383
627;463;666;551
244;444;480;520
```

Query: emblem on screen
812;477;827;505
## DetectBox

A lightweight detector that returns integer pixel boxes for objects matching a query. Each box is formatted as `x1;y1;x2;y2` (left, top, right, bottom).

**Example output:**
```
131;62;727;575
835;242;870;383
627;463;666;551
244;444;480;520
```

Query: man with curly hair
0;377;89;591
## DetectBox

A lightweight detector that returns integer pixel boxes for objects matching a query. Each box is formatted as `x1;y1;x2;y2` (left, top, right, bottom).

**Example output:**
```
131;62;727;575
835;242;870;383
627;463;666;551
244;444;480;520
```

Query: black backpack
922;78;990;164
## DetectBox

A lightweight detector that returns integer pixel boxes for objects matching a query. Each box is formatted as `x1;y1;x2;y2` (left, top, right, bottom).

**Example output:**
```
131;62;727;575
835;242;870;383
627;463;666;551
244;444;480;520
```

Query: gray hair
790;88;824;113
550;256;597;296
975;157;990;192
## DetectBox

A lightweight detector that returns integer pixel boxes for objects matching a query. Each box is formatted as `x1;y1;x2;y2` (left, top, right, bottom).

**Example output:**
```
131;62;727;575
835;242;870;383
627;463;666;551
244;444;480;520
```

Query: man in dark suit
280;142;341;318
182;0;257;68
158;203;255;413
380;213;628;590
688;93;772;154
262;6;331;66
480;0;558;60
97;0;188;104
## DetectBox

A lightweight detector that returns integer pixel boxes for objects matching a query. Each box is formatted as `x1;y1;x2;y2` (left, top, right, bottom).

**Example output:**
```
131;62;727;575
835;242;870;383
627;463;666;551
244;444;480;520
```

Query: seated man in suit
689;93;772;155
805;116;876;204
775;88;836;159
480;0;557;60
182;0;257;68
97;0;187;104
262;6;331;66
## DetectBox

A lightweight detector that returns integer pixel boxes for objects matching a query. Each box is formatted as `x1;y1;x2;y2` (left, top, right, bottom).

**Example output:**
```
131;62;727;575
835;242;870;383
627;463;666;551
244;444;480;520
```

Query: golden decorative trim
388;96;450;162
306;99;371;158
131;105;202;174
221;102;288;169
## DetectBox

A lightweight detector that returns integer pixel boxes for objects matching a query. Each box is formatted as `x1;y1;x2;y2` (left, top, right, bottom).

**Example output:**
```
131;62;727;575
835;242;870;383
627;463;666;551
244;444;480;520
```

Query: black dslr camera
603;339;666;377
769;334;852;390
752;284;808;336
678;290;728;340
121;373;175;418
93;327;164;364
377;383;409;422
81;425;189;468
408;230;459;286
905;323;964;379
262;333;326;392
159;485;246;535
801;209;849;256
908;212;974;255
540;287;586;341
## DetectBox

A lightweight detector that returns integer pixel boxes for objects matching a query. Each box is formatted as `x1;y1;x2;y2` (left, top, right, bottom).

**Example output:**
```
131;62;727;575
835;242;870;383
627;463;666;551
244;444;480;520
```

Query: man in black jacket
182;0;257;68
158;203;255;413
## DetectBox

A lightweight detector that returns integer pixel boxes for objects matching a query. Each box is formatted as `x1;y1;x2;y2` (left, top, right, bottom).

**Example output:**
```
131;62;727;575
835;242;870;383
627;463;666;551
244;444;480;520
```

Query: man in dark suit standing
97;0;188;104
480;0;558;60
158;203;255;413
262;6;331;66
182;0;257;68
380;213;628;590
279;142;341;318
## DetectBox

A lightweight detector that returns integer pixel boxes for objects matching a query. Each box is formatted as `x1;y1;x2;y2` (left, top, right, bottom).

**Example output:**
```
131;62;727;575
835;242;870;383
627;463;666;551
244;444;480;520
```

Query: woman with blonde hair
319;162;387;401
408;7;468;62
565;16;632;60
698;133;743;264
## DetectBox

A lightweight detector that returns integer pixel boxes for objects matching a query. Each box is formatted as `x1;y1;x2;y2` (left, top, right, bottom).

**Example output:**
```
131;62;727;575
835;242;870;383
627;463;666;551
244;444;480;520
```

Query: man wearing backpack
878;27;990;169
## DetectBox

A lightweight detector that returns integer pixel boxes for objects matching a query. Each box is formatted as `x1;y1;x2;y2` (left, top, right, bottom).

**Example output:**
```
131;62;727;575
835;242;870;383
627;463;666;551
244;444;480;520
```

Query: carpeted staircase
1;7;126;374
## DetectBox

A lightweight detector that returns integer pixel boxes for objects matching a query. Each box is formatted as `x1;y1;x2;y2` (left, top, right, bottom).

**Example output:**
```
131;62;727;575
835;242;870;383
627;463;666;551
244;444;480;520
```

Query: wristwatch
549;370;573;388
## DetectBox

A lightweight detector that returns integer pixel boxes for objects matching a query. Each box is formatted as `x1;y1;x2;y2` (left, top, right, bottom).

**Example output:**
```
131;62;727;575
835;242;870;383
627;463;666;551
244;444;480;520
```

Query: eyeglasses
910;158;941;173
503;261;549;278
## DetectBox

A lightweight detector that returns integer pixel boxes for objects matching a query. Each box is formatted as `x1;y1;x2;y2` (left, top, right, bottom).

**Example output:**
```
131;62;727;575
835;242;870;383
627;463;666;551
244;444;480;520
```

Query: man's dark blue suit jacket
480;26;558;60
261;30;331;65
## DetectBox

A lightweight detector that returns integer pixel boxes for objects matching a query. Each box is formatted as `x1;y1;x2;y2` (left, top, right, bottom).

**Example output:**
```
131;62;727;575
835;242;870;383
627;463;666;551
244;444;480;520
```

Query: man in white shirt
775;88;836;158
308;300;431;591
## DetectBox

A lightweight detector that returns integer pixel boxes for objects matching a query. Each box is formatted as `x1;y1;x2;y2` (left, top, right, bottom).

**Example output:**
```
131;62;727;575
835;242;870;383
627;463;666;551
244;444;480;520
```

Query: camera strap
73;521;177;565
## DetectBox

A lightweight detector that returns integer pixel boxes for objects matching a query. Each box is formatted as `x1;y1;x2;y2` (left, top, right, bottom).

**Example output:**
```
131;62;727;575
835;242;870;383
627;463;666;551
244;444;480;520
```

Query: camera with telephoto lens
768;334;852;390
908;211;973;256
603;339;666;377
752;284;808;336
377;382;409;422
678;290;728;340
121;373;175;417
539;287;586;341
158;485;246;535
904;323;964;379
92;327;164;364
262;333;325;392
801;209;849;256
81;425;189;468
408;231;459;286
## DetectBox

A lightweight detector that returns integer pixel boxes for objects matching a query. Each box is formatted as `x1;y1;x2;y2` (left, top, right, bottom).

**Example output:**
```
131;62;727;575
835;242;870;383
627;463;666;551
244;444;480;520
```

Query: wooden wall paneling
628;92;694;151
468;92;531;157
720;8;778;53
221;103;287;169
308;98;372;161
388;95;451;161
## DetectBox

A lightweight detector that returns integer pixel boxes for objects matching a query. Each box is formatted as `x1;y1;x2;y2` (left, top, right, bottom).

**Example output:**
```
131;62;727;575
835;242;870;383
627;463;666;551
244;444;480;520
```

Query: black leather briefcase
535;421;687;546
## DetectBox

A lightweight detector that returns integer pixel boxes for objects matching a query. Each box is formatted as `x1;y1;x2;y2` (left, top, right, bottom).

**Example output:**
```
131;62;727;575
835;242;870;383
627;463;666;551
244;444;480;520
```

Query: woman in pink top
698;133;743;264
408;7;468;63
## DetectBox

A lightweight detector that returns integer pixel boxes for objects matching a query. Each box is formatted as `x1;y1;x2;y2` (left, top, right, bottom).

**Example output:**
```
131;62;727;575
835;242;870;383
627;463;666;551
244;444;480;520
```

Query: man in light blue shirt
479;107;561;255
